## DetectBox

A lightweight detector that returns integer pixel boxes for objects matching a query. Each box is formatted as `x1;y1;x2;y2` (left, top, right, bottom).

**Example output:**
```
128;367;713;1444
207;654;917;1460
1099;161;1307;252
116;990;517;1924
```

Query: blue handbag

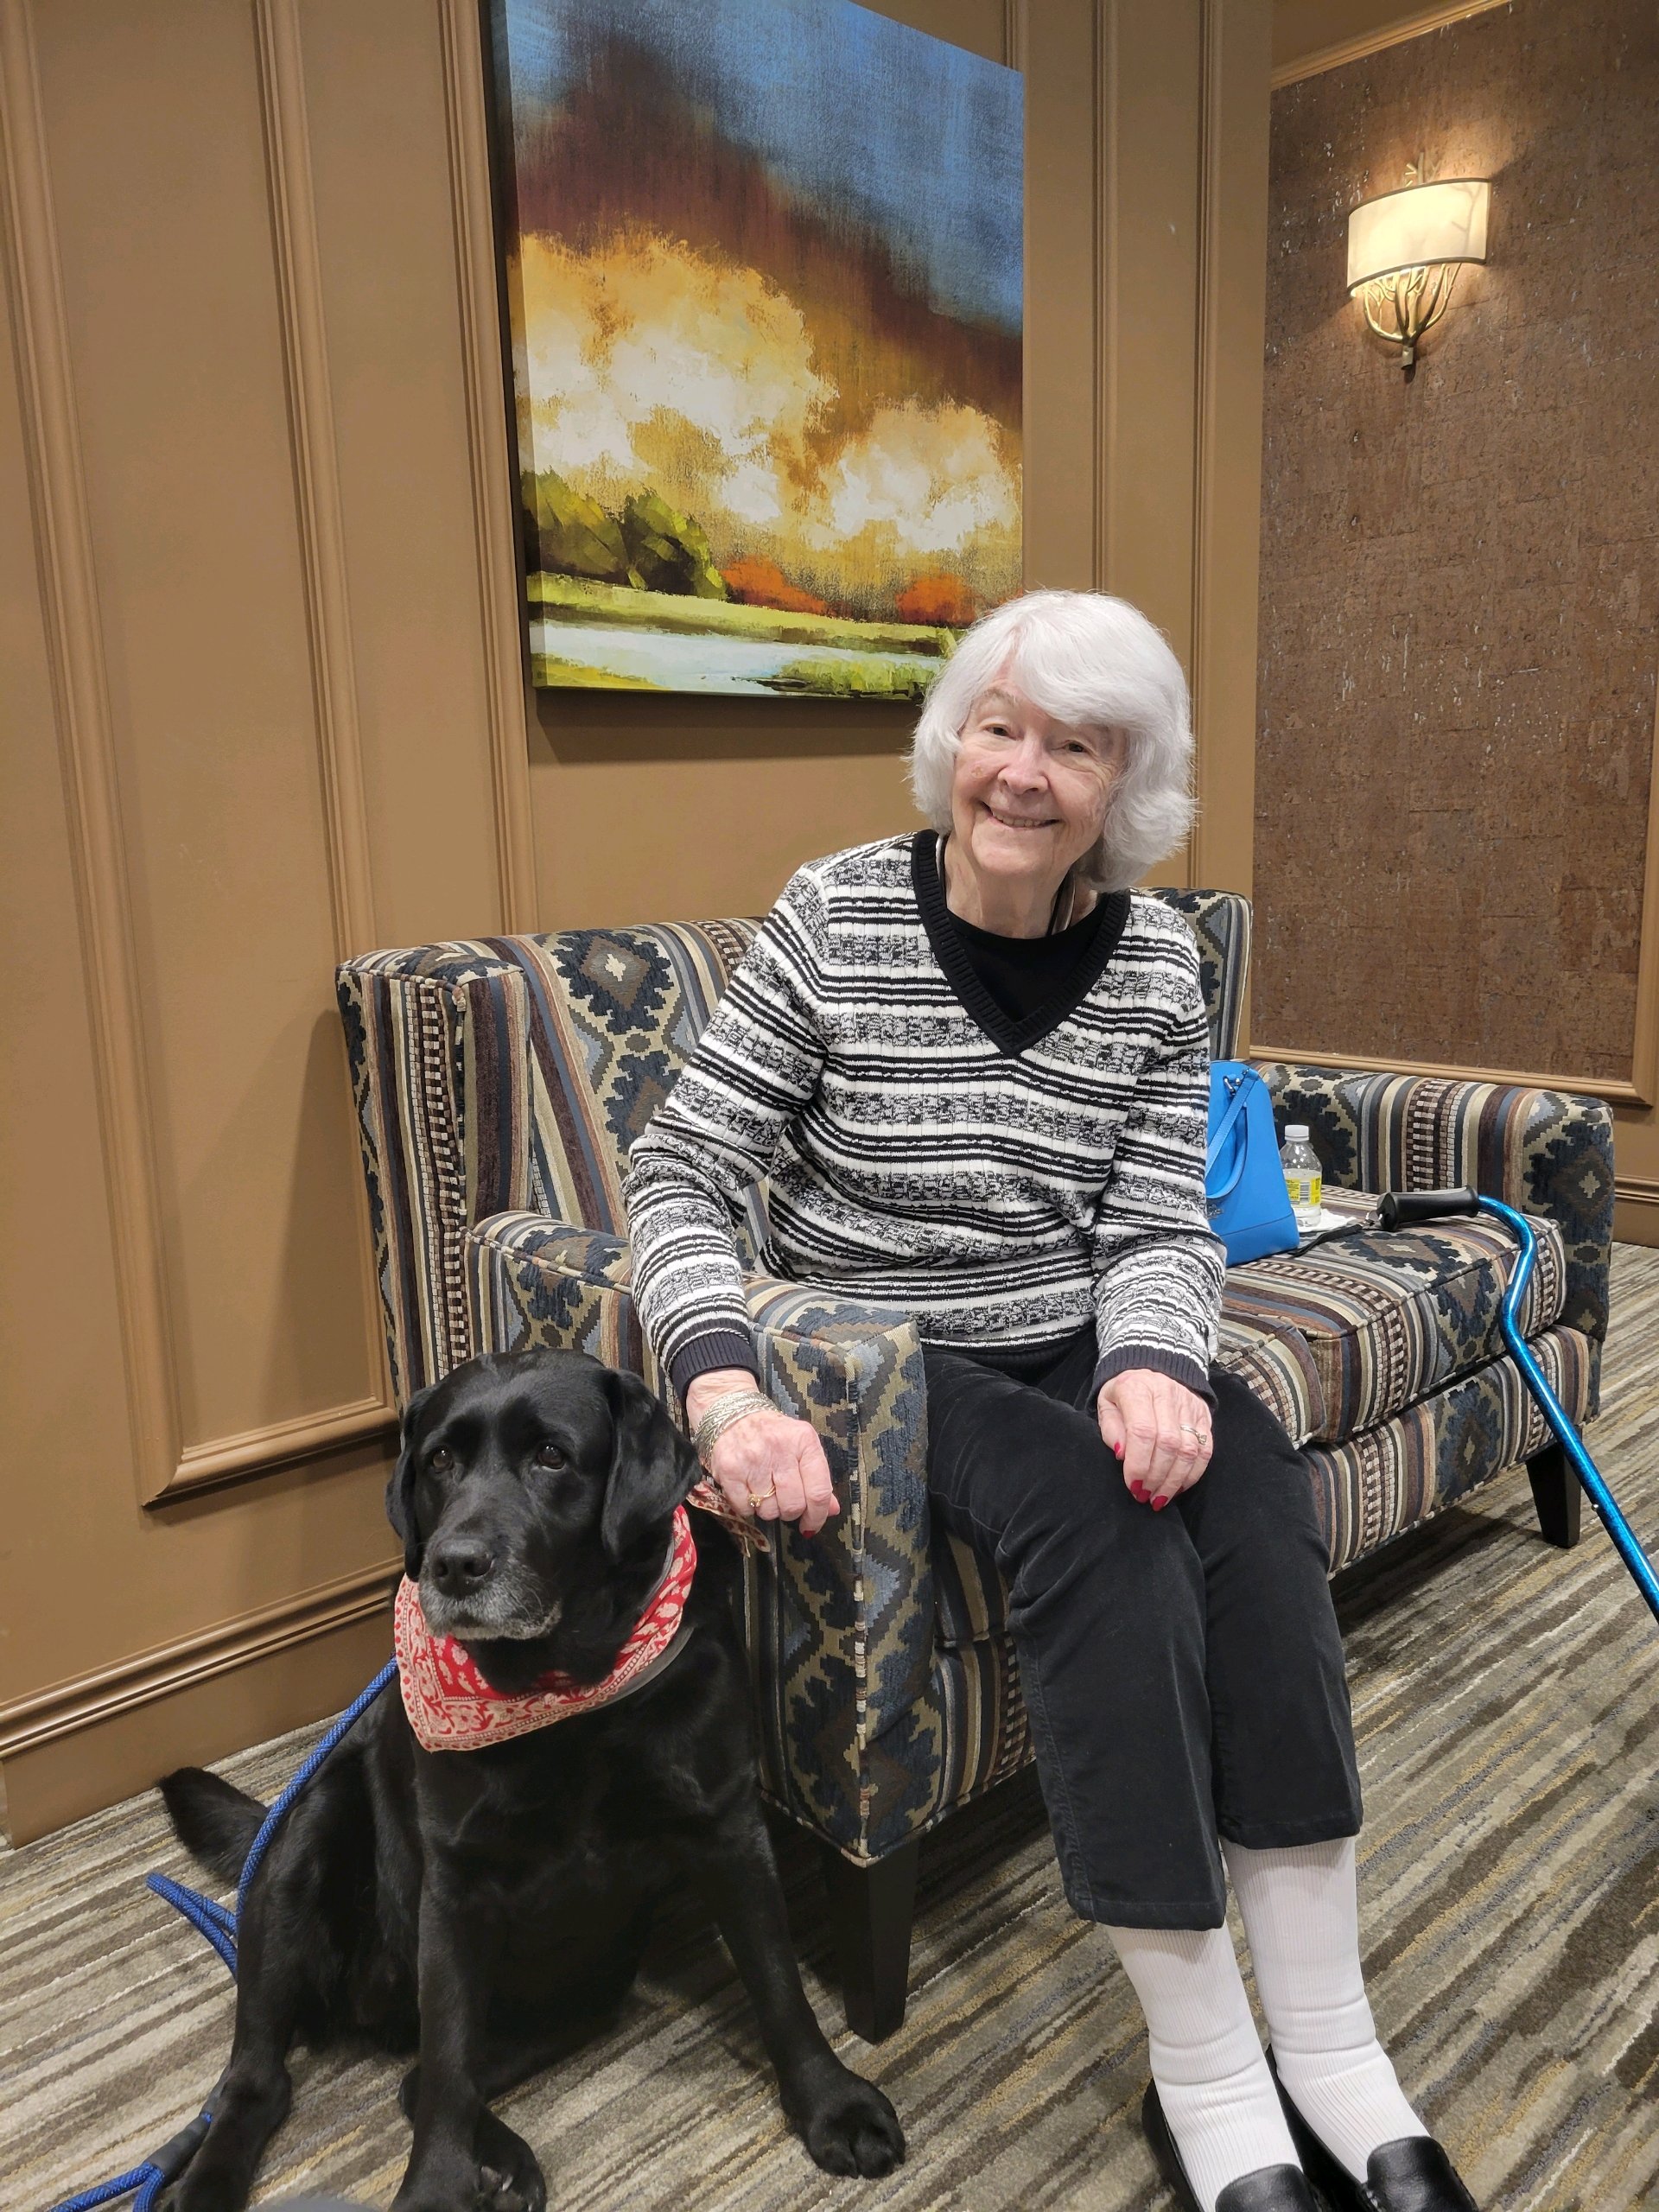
1205;1060;1300;1265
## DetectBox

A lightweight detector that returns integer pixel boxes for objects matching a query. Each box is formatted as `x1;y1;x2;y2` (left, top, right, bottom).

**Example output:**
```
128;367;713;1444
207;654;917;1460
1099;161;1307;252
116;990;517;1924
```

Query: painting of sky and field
491;0;1022;698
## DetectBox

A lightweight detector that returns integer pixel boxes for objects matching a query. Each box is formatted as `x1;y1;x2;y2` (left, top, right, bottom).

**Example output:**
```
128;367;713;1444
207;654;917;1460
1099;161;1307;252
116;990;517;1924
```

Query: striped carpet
7;1245;1659;2211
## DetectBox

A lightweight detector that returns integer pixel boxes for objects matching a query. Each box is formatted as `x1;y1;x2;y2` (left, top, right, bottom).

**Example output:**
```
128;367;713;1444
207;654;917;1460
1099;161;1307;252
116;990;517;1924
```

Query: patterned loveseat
336;890;1615;2038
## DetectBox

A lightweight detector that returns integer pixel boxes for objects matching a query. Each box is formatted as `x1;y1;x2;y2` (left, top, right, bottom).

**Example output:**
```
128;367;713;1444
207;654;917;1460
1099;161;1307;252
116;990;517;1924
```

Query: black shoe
1264;2050;1480;2211
1141;2080;1320;2211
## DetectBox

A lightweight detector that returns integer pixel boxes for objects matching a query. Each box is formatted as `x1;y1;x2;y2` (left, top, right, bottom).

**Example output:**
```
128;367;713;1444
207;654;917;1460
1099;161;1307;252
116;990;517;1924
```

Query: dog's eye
531;1441;565;1472
428;1446;454;1475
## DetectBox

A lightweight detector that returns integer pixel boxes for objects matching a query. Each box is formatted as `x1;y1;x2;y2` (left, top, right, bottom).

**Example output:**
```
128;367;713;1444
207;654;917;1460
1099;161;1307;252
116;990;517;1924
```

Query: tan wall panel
32;0;374;1444
878;0;1004;57
0;1;397;1724
1192;0;1274;914
0;270;136;1710
1100;0;1203;669
528;712;915;929
1024;0;1103;592
298;0;511;952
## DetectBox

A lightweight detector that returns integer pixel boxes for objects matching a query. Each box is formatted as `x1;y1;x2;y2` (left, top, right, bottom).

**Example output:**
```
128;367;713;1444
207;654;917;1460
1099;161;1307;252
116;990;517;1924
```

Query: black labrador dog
159;1347;904;2210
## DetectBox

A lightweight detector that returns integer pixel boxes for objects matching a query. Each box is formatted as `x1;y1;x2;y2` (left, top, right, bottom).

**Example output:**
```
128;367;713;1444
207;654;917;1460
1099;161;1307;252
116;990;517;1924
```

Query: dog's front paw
793;2064;906;2178
394;2135;545;2212
474;2111;547;2212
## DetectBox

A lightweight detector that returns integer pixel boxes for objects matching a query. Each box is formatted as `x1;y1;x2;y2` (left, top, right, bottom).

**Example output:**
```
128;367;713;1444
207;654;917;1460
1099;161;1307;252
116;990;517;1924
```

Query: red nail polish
1113;1442;1124;1459
1153;1497;1167;1511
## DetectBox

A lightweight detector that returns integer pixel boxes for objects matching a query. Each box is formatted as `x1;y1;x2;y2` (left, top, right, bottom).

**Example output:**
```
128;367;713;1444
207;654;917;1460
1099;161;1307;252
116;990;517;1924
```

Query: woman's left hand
1096;1370;1213;1509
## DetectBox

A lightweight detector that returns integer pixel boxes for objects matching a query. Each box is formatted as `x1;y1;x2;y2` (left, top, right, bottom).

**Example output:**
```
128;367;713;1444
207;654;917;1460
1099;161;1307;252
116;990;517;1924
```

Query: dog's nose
429;1538;495;1595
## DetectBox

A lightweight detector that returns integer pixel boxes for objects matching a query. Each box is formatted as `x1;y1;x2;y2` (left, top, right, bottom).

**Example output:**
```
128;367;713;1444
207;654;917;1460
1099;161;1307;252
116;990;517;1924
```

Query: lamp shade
1346;179;1490;292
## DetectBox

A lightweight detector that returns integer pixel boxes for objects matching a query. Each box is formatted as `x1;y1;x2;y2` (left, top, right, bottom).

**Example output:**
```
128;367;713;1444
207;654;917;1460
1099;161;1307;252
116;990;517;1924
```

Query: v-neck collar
910;831;1131;1056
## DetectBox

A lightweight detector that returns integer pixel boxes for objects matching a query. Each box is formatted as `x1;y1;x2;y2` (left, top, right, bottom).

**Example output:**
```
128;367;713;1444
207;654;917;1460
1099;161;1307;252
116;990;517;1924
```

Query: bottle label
1285;1171;1322;1211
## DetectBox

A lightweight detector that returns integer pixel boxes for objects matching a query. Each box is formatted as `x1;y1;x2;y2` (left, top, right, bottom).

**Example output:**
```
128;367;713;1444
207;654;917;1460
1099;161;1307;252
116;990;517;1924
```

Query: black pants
925;1331;1363;1929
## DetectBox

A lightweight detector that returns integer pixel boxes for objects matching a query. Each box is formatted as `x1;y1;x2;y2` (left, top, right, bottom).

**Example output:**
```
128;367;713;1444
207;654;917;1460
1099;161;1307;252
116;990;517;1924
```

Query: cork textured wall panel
1255;0;1658;1081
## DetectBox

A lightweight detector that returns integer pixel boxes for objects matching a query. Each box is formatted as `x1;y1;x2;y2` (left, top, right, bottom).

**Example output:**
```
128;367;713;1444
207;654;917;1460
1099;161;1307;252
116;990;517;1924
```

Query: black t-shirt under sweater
912;830;1132;1050
950;901;1109;1024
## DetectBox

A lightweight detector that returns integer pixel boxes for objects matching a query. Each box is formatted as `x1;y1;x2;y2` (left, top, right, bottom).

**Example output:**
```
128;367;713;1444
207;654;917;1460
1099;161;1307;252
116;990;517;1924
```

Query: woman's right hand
684;1368;840;1537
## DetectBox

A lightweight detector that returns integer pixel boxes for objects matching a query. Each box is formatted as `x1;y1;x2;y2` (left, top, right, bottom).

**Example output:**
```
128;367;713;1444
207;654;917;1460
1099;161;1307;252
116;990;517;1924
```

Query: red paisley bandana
394;1480;769;1755
397;1507;698;1751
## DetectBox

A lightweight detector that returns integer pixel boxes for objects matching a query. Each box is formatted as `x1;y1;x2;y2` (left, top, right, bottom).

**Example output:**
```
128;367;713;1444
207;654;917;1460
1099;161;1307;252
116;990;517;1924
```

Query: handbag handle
1205;1071;1252;1204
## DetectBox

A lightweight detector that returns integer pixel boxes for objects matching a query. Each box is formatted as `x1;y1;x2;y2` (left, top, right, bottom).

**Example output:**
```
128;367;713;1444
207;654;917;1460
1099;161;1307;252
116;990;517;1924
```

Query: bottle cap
1285;1123;1309;1142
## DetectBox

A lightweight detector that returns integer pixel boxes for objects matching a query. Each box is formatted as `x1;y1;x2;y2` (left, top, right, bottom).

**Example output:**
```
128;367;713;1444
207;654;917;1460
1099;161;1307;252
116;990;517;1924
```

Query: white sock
1105;1921;1301;2212
1223;1837;1430;2183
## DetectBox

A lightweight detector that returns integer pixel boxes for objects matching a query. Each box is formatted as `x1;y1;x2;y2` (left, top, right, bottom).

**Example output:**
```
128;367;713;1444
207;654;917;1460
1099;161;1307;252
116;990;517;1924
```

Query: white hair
907;589;1196;892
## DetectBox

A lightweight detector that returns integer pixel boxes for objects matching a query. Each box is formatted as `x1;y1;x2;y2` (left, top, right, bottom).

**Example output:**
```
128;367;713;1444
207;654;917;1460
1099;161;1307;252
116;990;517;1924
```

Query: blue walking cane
1378;1187;1659;1627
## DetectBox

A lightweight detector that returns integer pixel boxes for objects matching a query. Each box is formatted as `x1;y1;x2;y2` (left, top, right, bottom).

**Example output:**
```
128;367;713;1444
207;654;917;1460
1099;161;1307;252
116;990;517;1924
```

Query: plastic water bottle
1281;1123;1323;1236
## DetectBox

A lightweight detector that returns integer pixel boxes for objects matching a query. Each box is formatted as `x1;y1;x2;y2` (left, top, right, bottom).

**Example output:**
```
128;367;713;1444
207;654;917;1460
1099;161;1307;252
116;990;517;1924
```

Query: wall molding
1185;0;1220;899
252;0;377;960
0;1561;397;1763
134;0;399;1502
1003;0;1027;74
437;0;538;937
1;0;396;1509
0;0;184;1497
174;1395;398;1491
1188;0;1270;902
1091;0;1116;604
1272;0;1512;88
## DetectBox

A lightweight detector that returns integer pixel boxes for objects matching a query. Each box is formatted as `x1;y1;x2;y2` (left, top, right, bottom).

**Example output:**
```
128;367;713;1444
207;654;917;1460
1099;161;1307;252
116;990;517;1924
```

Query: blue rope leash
234;1661;399;1930
45;1659;399;2212
47;2168;162;2212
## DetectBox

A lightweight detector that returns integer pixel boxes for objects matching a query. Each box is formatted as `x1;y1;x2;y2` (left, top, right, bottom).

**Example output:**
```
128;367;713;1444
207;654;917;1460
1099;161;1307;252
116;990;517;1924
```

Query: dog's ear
387;1380;441;1580
600;1368;699;1563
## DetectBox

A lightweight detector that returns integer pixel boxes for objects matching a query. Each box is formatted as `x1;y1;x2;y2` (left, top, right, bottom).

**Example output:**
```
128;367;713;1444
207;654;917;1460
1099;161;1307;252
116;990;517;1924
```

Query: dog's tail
158;1767;266;1887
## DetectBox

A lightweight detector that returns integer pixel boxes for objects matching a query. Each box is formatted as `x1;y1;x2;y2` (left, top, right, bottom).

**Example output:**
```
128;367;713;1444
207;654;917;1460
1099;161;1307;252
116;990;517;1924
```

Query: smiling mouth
983;804;1057;830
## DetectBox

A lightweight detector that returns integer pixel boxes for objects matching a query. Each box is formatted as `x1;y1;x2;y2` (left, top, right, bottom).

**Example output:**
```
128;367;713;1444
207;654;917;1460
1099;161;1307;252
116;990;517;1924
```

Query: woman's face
949;681;1122;893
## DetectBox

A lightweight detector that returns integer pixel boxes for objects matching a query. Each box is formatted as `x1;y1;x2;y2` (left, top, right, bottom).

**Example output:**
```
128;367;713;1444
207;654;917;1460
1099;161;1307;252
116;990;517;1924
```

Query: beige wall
0;0;1274;1841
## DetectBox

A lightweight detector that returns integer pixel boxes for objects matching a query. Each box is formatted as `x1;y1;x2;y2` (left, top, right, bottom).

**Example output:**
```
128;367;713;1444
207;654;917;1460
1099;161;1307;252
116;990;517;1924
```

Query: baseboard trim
0;1560;398;1764
0;1601;397;1847
1614;1178;1659;1246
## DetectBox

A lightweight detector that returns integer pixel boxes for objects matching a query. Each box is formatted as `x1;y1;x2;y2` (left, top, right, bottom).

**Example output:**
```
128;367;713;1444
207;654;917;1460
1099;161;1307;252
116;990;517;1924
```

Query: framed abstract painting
488;0;1022;699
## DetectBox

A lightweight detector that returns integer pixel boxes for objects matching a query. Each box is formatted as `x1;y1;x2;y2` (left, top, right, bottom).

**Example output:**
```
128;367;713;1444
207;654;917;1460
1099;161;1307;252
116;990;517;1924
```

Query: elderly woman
623;591;1477;2212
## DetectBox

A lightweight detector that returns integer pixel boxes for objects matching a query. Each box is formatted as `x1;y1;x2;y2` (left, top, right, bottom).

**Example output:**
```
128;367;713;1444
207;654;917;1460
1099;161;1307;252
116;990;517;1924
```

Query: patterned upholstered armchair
336;890;1615;2039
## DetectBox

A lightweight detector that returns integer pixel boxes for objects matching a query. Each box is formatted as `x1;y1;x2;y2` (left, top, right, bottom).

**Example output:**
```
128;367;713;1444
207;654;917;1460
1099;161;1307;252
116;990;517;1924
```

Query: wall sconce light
1346;161;1490;372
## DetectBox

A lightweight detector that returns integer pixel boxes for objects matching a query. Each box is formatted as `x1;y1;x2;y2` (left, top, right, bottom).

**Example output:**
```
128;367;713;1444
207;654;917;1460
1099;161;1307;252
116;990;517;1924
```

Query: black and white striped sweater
623;832;1226;1410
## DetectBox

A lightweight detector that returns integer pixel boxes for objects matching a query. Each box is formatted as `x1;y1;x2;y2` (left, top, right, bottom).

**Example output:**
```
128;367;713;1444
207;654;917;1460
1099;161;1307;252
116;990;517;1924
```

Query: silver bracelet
691;1387;776;1467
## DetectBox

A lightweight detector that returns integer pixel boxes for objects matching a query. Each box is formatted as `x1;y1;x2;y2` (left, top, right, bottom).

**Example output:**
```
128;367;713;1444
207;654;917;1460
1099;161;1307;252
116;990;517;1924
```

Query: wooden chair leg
1528;1440;1582;1549
817;1838;919;2043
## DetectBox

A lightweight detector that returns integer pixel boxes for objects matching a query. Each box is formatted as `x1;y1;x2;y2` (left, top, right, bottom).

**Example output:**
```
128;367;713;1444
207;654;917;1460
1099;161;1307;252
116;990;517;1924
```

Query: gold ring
746;1481;777;1510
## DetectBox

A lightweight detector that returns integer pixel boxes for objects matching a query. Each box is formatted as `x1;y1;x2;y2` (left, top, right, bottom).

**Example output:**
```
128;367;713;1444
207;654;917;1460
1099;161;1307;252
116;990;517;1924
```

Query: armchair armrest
1255;1063;1615;1351
464;1211;932;1857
